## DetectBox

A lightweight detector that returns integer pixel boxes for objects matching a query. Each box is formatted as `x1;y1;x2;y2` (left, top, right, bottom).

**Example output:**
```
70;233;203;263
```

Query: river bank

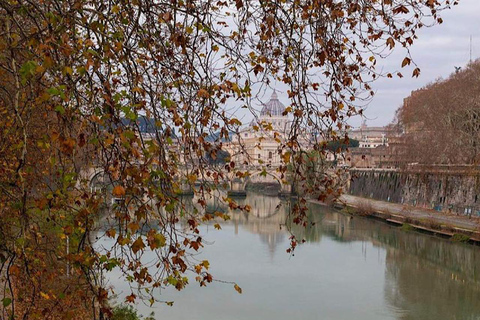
310;194;480;244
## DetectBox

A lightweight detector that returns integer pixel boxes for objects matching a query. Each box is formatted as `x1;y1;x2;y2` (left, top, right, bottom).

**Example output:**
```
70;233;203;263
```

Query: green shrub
451;233;470;243
111;305;155;320
401;223;415;232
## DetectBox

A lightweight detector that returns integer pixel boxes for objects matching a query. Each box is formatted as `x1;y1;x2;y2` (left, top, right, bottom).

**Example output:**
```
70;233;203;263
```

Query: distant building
342;121;400;168
349;120;388;148
226;91;309;167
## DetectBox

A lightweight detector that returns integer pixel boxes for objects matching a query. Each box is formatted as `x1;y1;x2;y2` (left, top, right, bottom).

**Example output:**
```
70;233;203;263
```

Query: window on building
268;151;273;159
258;154;261;159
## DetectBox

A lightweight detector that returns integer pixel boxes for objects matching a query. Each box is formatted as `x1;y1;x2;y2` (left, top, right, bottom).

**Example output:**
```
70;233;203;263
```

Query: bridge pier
176;181;194;196
278;184;293;198
227;179;247;198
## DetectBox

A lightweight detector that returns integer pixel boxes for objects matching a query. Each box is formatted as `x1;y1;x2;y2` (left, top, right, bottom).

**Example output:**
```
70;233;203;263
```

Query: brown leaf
401;57;411;68
386;37;395;49
131;237;145;254
412;67;421;78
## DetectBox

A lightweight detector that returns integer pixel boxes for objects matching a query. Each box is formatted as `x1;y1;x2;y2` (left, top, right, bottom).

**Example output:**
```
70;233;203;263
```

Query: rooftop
260;91;286;117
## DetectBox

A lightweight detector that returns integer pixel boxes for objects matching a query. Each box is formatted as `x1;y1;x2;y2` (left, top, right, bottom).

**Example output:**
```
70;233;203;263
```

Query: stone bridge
227;169;293;197
81;165;294;203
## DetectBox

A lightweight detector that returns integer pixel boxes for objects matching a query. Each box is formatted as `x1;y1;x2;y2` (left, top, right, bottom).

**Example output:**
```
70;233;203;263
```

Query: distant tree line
325;138;360;152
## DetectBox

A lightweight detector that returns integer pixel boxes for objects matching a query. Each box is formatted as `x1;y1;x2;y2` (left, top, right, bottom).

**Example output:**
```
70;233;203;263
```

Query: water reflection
218;192;480;319
103;192;480;319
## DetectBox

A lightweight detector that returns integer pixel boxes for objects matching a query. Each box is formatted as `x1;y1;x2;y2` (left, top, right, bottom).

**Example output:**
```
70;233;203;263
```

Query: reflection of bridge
194;190;289;257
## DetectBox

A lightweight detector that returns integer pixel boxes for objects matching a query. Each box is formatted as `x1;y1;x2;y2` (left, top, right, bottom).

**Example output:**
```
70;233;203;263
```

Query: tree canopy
0;0;456;318
326;138;359;152
393;59;480;165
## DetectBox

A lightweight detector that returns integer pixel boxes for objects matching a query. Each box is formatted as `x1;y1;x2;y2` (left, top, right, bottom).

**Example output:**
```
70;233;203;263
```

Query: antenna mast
470;35;473;63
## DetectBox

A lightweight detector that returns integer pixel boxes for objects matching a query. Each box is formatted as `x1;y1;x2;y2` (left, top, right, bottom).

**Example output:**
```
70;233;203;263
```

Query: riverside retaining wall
349;168;480;216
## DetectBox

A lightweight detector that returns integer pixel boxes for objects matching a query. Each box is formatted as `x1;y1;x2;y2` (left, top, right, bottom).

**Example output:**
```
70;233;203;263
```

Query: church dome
260;91;285;117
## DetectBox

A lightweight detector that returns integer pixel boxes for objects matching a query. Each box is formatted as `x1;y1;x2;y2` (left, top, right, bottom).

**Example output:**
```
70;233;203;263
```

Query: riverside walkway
335;194;480;240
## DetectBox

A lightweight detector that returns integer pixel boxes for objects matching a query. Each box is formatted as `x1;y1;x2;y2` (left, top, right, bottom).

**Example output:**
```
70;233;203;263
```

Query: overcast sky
358;0;480;127
248;0;480;129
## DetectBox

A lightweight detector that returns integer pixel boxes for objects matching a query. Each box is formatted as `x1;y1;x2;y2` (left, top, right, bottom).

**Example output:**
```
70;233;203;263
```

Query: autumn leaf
282;151;291;163
40;292;50;300
412;67;421;78
149;233;166;249
253;64;264;75
60;138;76;155
401;57;411;67
126;293;136;303
229;118;242;126
118;237;130;246
393;5;410;14
131;237;145;254
112;185;125;197
187;174;197;183
197;89;210;98
128;222;140;233
231;83;241;96
202;260;210;270
386;37;395;49
234;284;243;294
63;225;73;236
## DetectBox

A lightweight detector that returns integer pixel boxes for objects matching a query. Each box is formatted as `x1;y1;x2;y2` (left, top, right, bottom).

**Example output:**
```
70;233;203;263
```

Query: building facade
226;91;292;167
349;121;389;148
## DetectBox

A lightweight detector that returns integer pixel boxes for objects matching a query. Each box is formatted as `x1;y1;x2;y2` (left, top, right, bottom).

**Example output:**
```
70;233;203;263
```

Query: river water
101;192;480;320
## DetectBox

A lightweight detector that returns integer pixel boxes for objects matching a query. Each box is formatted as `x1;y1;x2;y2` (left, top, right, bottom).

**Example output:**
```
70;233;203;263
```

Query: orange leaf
197;89;210;98
40;292;51;300
126;293;136;303
128;222;140;233
234;284;242;294
112;185;125;197
106;229;116;238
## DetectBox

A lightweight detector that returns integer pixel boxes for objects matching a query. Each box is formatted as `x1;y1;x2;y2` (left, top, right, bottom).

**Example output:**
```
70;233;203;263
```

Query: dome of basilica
260;91;286;117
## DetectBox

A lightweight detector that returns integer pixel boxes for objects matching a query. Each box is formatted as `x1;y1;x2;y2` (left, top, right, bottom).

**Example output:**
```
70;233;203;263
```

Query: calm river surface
101;192;480;320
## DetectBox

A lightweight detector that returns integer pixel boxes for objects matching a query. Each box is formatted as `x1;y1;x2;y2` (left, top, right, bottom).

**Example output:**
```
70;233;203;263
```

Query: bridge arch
242;170;284;190
89;170;115;193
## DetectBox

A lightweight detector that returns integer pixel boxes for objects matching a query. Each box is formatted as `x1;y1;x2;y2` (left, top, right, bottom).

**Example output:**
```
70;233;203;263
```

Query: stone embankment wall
349;168;480;216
